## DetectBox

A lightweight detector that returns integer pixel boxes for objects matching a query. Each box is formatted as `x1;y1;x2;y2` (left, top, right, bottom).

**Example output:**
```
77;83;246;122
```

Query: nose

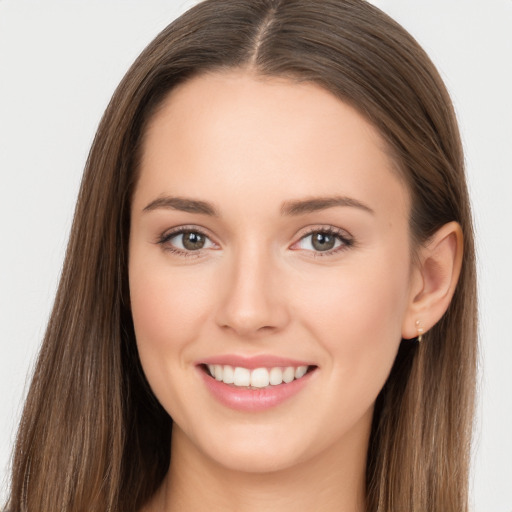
214;244;290;338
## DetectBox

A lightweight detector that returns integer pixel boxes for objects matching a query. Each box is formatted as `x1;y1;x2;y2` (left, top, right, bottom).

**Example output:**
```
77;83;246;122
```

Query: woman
6;0;477;511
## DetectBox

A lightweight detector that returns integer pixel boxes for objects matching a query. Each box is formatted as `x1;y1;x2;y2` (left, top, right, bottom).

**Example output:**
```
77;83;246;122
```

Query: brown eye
311;232;336;251
182;231;206;250
160;229;216;253
294;228;352;255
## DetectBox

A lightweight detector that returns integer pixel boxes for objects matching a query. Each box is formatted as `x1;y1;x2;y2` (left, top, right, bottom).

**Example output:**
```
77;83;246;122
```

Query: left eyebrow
142;196;219;216
280;196;375;216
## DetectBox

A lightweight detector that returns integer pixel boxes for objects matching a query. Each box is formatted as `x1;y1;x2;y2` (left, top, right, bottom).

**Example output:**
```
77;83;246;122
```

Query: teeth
295;366;308;378
269;367;283;385
222;365;234;384
250;368;270;388
233;367;251;386
282;366;295;383
206;364;310;388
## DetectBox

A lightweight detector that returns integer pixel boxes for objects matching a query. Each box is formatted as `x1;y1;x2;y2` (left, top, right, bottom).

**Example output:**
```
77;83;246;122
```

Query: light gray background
0;1;511;510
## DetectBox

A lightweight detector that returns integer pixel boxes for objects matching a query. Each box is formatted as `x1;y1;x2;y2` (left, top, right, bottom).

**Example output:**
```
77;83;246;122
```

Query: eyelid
290;225;354;256
155;224;354;258
156;225;219;257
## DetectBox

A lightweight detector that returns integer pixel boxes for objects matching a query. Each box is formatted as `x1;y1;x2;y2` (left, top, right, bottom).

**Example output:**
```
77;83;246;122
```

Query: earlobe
402;221;463;340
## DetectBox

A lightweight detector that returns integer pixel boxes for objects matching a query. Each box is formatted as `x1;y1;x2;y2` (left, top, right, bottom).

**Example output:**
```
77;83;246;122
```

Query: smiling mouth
203;364;316;389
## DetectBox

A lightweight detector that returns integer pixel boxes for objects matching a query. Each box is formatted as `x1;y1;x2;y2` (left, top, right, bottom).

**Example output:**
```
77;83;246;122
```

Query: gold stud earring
415;320;424;343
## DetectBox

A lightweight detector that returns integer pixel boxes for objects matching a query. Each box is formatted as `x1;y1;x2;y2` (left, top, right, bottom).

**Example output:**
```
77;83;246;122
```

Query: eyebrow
142;195;374;217
280;196;375;216
143;196;219;216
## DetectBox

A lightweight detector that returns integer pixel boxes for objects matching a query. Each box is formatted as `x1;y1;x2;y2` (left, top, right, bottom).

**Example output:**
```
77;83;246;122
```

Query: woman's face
129;71;414;473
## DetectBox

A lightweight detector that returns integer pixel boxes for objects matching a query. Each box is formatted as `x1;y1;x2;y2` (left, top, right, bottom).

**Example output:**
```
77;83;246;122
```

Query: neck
149;413;370;512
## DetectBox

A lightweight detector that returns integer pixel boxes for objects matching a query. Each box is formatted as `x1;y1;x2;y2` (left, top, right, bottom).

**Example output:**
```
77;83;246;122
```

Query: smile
206;364;310;388
198;357;317;412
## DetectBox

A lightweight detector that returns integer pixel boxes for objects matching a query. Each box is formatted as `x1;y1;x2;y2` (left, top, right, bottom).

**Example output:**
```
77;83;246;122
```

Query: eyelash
295;226;354;258
156;225;354;258
156;225;216;259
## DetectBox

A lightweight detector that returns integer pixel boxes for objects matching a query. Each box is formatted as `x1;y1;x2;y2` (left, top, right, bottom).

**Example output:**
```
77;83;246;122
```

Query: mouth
202;363;316;389
197;355;318;411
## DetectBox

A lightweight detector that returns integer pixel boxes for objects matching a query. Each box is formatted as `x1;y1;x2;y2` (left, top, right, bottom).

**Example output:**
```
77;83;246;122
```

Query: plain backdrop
0;1;511;510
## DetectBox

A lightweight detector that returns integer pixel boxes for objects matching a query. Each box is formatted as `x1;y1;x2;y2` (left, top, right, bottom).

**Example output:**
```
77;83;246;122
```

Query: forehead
135;70;409;221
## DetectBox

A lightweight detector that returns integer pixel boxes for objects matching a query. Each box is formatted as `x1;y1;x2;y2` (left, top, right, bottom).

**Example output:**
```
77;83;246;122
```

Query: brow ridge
142;194;374;217
280;196;374;216
143;196;218;216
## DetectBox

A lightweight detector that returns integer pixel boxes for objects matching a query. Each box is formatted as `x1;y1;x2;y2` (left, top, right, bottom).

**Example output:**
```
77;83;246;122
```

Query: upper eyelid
156;227;218;258
158;224;351;238
156;224;353;250
159;225;215;241
300;225;349;235
155;228;218;257
295;225;353;240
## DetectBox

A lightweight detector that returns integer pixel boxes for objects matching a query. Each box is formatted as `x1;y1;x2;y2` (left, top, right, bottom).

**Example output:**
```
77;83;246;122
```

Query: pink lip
198;354;312;369
196;356;317;412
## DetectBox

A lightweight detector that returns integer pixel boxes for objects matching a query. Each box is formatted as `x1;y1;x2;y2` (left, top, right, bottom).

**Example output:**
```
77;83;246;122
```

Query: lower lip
199;367;315;412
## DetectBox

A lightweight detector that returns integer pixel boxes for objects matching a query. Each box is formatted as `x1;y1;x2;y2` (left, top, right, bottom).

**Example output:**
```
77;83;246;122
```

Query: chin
207;441;307;474
191;415;343;476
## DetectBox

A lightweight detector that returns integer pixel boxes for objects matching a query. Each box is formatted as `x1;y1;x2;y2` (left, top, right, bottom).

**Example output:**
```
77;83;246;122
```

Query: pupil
183;232;205;250
312;232;335;251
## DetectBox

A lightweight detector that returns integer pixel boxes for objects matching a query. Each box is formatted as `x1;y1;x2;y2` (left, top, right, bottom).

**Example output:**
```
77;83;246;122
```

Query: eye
293;228;353;255
157;228;217;254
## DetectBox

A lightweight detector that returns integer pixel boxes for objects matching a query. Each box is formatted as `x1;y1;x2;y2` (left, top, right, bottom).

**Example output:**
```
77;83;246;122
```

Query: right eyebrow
142;196;219;216
280;195;375;216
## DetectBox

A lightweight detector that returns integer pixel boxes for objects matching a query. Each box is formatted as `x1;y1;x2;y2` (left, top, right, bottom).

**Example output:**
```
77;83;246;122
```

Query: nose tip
219;309;277;338
215;255;289;338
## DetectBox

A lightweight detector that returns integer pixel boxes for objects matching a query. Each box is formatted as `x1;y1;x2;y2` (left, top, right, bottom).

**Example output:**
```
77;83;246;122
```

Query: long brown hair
6;1;477;511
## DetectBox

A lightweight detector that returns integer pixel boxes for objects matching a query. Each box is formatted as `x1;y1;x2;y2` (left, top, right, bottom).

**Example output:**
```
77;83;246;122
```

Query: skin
129;70;463;512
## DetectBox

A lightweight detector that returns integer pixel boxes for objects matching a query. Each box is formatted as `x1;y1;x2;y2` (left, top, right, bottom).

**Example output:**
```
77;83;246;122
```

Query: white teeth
251;368;270;388
295;366;308;379
222;365;234;384
207;364;310;388
233;367;251;387
282;366;295;383
269;367;283;385
214;365;223;381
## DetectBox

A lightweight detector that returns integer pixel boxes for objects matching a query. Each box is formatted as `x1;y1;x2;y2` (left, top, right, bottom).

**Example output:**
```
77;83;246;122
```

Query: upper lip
197;354;314;369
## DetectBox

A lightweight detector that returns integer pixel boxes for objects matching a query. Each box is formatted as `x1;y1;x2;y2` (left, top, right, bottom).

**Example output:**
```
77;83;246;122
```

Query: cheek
128;254;215;365
128;252;221;421
299;256;408;330
294;251;410;392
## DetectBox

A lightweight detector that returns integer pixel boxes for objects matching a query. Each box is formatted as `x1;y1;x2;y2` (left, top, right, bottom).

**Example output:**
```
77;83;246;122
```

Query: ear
402;221;463;340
